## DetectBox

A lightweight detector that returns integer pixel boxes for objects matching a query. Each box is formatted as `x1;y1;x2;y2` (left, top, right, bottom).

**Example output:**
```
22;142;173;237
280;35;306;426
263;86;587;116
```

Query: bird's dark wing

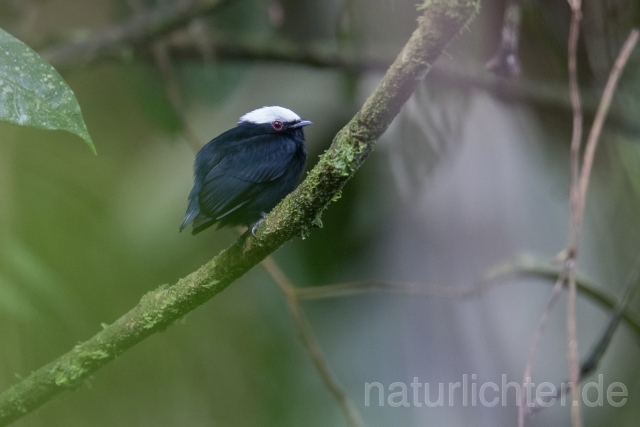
197;136;297;220
223;135;298;183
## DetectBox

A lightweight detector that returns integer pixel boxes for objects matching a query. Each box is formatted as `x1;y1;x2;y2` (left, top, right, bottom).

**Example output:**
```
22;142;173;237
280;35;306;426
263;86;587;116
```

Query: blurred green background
1;0;640;426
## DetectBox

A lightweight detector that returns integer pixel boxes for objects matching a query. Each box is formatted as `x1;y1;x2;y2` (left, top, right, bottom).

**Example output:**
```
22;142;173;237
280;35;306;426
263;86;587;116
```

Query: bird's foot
251;213;268;236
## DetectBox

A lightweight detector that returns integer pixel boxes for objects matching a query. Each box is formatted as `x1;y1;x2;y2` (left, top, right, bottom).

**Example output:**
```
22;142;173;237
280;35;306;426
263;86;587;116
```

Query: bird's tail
179;197;200;232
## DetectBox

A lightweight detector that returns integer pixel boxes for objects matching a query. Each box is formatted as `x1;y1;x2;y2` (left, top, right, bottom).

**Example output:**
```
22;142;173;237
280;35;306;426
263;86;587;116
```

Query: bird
180;106;311;235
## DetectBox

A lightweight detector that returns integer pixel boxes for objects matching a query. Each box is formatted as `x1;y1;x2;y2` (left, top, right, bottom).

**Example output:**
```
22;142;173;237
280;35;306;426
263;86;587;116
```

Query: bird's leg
251;212;268;236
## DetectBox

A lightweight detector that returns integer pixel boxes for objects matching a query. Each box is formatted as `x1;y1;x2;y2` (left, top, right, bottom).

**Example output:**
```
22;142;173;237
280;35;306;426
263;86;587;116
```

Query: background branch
261;257;365;427
565;27;638;427
42;28;640;137
31;0;640;137
294;254;640;338
0;1;480;425
518;267;568;427
40;0;234;68
518;11;639;424
565;2;585;423
525;249;640;417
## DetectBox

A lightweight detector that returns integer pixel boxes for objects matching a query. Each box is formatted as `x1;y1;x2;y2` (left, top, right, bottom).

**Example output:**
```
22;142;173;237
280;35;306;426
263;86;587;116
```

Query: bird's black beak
291;120;312;129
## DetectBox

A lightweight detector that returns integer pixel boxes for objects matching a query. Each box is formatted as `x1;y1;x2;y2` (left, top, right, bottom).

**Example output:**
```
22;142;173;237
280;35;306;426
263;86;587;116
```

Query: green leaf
0;28;95;153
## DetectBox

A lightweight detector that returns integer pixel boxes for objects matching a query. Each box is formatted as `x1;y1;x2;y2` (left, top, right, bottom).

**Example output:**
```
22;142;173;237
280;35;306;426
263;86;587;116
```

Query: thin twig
557;16;639;427
576;30;640;221
518;267;568;427
261;257;365;427
296;280;493;300
567;6;583;221
564;2;584;424
230;227;365;427
525;249;640;417
566;27;638;427
579;248;640;375
292;254;640;338
566;264;581;427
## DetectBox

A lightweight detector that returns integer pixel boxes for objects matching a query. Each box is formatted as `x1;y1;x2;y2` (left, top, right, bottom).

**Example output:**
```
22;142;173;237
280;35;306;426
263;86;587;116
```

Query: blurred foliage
1;0;640;427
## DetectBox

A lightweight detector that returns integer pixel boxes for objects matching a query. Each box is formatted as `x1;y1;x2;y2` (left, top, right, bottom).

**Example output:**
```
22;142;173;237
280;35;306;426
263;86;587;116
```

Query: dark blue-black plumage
180;106;310;235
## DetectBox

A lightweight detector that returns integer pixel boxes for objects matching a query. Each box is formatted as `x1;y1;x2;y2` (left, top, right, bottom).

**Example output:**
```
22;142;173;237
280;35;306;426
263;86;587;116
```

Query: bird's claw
250;213;268;236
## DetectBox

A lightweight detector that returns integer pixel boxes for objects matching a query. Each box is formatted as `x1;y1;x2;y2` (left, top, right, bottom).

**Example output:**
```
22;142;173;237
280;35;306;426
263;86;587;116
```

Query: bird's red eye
272;120;284;130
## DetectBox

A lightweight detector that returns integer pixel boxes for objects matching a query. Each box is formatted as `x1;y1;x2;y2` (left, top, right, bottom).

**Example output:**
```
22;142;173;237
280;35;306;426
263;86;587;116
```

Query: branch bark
0;1;480;425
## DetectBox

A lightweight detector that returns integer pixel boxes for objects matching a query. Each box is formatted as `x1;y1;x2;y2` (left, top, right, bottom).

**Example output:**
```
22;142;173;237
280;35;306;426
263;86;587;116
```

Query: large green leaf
0;28;94;153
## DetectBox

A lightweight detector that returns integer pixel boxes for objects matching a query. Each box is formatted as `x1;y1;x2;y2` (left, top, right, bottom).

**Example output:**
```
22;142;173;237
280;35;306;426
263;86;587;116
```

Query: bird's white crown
239;106;301;125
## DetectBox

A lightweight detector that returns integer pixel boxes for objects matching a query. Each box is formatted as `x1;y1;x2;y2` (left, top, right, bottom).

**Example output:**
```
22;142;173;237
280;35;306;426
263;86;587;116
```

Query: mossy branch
0;1;479;424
